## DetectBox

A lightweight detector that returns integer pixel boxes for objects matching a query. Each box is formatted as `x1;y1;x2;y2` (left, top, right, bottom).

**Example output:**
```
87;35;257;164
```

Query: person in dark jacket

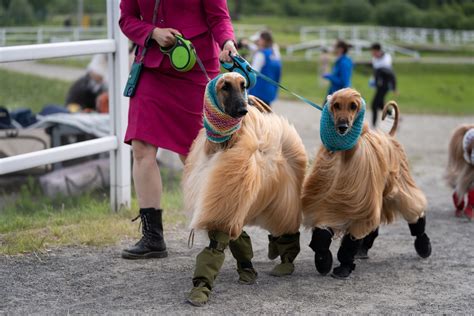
323;40;353;96
370;43;397;127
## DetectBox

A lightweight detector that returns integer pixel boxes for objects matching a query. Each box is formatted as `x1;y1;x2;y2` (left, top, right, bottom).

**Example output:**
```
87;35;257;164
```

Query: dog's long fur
184;79;307;239
445;124;474;198
302;88;426;239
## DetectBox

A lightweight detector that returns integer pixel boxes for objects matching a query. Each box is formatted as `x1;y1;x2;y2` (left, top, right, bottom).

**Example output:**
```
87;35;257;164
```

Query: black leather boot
408;216;432;259
309;228;333;275
355;228;379;259
331;234;362;279
121;208;168;259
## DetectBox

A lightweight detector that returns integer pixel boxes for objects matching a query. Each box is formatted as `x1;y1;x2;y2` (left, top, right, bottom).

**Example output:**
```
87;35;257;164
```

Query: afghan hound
302;88;432;279
445;124;474;220
183;72;307;306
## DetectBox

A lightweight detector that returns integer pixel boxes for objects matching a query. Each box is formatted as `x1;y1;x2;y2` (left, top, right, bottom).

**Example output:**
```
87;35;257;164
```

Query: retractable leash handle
220;52;257;89
221;53;323;111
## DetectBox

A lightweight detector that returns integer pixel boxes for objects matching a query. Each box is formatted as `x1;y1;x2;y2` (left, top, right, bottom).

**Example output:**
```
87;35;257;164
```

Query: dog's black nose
237;108;248;116
337;124;349;135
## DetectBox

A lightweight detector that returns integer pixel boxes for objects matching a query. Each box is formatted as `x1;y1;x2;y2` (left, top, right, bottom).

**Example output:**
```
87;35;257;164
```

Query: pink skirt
125;66;217;155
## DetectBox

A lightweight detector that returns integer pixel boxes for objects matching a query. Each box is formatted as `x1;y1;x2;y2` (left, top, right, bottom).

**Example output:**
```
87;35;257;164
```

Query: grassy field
0;170;184;255
2;61;473;115
281;61;474;115
0;68;70;113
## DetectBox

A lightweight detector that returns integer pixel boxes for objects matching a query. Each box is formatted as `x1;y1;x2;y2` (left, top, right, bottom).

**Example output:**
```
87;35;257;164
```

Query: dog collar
320;98;366;152
203;74;246;143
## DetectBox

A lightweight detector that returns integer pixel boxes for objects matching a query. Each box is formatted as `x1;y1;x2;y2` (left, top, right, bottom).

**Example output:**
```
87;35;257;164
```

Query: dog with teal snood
303;88;432;280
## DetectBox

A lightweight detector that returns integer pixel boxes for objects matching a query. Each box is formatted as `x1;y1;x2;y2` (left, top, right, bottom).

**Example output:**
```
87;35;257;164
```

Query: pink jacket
119;0;235;72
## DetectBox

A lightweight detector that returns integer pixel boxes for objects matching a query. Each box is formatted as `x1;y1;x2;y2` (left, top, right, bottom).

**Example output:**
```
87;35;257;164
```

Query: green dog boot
187;282;212;307
270;262;295;276
229;231;258;284
268;235;279;260
269;232;300;277
187;231;230;307
237;264;258;284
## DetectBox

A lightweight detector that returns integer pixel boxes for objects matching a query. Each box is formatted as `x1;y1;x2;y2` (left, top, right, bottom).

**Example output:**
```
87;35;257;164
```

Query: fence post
107;0;131;211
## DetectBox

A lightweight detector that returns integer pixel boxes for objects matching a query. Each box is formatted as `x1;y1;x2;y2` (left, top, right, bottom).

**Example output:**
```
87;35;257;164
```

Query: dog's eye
240;82;245;90
333;102;340;110
222;82;229;91
350;103;357;111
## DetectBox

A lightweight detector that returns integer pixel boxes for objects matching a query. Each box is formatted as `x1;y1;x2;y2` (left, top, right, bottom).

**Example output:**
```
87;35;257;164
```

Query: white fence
0;0;131;211
0;24;265;47
300;25;474;48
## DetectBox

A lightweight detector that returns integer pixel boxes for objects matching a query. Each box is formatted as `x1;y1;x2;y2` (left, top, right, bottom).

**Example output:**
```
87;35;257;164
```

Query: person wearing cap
322;40;353;96
370;43;397;127
248;30;282;106
119;0;237;263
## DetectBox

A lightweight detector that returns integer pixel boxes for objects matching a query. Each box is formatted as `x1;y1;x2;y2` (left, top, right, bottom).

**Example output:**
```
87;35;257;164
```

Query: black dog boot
331;234;362;279
355;228;379;260
309;228;333;275
121;208;167;259
229;231;258;285
408;216;432;258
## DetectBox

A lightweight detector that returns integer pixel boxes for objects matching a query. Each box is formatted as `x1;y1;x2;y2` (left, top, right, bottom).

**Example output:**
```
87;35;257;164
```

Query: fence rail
0;24;265;47
300;25;474;48
0;0;131;211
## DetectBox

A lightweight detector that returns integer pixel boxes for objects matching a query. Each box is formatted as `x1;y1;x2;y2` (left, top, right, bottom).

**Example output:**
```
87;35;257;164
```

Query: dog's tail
382;101;399;136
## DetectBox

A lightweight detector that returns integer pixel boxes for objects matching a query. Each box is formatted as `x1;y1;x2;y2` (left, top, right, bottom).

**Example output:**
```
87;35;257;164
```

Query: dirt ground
1;100;473;314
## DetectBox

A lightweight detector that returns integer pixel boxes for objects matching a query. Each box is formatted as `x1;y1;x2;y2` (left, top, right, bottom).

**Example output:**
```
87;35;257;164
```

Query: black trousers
371;88;389;127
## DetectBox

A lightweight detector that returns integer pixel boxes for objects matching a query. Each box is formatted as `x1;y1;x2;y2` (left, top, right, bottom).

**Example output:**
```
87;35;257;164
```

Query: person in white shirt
370;43;397;127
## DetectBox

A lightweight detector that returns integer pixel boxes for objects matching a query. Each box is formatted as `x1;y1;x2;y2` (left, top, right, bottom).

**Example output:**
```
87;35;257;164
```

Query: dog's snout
336;121;350;135
237;107;248;117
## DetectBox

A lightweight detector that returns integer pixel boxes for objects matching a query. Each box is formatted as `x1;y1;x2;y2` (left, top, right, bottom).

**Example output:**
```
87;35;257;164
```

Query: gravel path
1;100;473;314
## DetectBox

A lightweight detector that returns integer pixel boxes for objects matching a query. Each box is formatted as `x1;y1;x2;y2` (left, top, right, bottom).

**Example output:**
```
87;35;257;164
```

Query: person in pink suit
119;0;237;260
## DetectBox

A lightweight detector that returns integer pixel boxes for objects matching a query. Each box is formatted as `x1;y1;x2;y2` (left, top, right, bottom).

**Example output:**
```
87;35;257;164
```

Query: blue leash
254;70;323;111
221;54;324;111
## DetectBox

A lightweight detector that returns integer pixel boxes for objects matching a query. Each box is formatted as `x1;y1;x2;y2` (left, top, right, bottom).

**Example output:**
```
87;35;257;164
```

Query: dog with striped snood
183;72;307;306
302;88;432;279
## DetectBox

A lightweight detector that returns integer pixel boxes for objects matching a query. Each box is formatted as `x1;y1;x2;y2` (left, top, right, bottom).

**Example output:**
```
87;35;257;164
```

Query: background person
322;39;353;96
119;0;237;260
65;54;108;112
248;30;282;106
370;43;397;127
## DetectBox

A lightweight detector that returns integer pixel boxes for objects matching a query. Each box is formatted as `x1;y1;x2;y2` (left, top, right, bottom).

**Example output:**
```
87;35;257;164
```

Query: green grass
38;57;91;69
280;61;474;115
0;170;184;255
0;68;70;113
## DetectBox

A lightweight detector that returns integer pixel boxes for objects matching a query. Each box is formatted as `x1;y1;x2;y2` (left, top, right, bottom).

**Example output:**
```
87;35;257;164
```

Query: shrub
375;1;421;27
331;0;374;23
7;0;34;25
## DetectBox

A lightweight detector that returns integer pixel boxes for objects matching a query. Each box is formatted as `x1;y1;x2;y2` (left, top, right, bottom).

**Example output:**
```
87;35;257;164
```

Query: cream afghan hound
183;72;307;306
302;88;432;279
445;124;474;219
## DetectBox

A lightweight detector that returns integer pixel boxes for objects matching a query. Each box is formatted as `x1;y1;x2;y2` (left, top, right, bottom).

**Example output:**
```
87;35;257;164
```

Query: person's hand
152;27;179;47
219;40;238;63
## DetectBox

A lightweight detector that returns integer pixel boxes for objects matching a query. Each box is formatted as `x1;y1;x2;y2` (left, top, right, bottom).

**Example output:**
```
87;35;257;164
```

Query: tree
8;0;34;25
332;0;374;23
375;1;421;27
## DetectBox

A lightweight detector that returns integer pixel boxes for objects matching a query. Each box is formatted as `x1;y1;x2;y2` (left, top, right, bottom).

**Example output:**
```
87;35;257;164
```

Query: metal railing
0;0;131;211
